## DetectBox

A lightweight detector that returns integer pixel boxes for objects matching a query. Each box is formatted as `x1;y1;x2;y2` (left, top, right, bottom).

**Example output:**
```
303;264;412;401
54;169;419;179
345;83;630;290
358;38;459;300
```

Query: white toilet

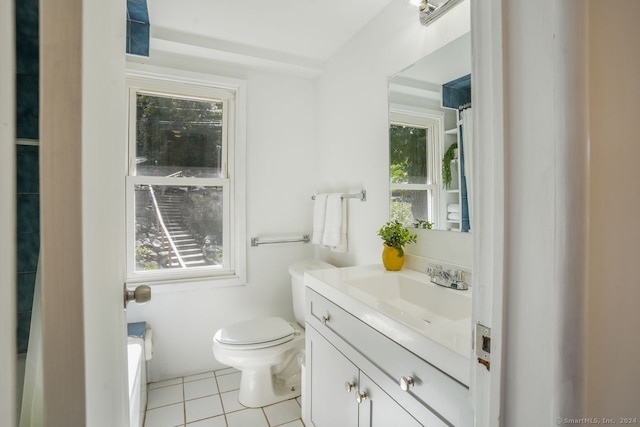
212;259;335;408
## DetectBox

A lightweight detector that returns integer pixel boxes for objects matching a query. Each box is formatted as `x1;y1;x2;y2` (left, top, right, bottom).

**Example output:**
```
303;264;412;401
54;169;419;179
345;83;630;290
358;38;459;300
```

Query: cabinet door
358;373;425;427
306;325;359;427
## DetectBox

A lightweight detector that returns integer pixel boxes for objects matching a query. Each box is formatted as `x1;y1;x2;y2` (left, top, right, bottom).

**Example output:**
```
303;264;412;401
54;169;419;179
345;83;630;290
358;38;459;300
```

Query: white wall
587;0;640;416
314;0;471;268
126;54;317;381
405;229;472;269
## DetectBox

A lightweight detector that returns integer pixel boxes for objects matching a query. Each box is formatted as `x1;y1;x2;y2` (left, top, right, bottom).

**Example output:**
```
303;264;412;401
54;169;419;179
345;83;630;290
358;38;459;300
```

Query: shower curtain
461;108;474;232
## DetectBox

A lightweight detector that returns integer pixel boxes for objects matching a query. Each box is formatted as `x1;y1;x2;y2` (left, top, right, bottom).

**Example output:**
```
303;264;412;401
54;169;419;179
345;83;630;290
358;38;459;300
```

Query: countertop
305;264;472;386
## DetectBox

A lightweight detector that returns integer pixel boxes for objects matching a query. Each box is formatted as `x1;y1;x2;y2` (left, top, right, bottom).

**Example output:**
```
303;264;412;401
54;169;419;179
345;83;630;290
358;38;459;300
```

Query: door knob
345;381;356;393
124;284;151;308
321;314;330;325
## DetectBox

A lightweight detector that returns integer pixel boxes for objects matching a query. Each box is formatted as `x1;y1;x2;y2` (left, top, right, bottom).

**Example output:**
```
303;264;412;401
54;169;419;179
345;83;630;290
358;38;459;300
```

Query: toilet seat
214;317;295;350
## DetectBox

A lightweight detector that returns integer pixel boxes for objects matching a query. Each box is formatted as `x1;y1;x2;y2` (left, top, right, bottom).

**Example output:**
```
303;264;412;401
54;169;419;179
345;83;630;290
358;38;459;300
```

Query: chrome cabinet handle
355;391;368;404
399;376;415;391
345;381;355;393
321;314;330;324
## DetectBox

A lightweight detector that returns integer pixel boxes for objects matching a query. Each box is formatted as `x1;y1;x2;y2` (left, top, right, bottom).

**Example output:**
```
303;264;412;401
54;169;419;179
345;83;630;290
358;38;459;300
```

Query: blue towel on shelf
128;322;146;338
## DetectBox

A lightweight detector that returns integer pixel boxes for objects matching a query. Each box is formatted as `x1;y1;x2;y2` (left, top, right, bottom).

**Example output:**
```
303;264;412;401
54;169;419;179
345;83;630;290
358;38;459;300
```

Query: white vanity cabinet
305;288;472;427
306;324;359;426
306;326;423;427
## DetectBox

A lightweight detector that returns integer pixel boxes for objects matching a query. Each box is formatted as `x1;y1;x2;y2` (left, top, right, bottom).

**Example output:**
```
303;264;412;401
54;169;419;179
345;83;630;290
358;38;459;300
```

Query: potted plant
442;143;458;189
413;218;434;229
377;220;417;271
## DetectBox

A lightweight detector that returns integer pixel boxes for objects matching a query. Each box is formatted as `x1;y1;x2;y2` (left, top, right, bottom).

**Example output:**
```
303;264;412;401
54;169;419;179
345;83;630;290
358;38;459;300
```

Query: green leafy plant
377;220;417;257
135;246;154;263
442;143;458;189
413;219;434;229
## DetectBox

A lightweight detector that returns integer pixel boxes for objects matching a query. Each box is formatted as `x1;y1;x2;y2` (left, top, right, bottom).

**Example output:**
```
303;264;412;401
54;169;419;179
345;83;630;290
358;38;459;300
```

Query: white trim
389;104;446;121
16;139;40;146
389;109;446;227
125;69;247;286
126;64;248;95
471;1;505;425
388;82;442;101
147;26;325;79
0;0;16;422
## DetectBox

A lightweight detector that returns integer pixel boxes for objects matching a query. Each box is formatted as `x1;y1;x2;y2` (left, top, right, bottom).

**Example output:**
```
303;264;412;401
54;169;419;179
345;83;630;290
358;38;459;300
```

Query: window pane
389;125;428;184
391;189;430;226
135;93;224;178
134;184;223;271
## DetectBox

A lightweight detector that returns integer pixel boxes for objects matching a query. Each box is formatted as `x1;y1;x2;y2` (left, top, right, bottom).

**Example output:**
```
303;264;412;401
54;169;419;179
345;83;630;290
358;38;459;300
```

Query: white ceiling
148;0;397;63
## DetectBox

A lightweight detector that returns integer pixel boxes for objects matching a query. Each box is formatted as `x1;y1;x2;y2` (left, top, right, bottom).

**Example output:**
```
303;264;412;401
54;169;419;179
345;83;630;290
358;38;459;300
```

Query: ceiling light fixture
411;0;464;26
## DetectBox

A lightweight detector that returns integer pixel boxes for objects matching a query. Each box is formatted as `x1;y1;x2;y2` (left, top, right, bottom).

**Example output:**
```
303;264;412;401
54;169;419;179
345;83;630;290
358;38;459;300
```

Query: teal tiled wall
15;0;39;354
16;0;39;139
16;144;39;354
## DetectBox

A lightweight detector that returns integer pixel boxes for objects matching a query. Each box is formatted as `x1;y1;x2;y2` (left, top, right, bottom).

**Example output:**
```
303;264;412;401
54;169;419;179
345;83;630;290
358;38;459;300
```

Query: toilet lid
217;317;295;346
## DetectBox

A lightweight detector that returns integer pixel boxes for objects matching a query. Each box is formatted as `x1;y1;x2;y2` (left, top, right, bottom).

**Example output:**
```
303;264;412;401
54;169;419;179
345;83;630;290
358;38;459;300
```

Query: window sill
125;273;245;294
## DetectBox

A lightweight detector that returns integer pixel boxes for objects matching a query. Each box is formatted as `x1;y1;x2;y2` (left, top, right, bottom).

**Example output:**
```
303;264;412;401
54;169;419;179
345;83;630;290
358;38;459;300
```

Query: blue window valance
126;0;149;56
442;74;471;109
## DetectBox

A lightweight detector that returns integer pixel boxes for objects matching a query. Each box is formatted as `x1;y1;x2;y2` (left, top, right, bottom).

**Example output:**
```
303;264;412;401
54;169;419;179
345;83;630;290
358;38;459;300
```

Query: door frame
40;0;129;425
1;0;17;424
471;1;505;425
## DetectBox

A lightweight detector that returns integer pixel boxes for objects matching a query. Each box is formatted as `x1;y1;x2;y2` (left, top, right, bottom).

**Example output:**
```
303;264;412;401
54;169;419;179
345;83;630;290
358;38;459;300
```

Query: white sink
304;265;473;385
345;273;471;325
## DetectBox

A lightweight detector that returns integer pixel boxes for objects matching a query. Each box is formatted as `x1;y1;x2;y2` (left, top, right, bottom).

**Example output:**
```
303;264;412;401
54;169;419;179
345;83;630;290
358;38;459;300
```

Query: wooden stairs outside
154;191;208;268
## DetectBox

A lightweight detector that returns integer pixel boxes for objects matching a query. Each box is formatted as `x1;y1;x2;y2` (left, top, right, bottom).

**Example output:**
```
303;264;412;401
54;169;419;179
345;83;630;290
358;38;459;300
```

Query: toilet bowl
212;259;335;408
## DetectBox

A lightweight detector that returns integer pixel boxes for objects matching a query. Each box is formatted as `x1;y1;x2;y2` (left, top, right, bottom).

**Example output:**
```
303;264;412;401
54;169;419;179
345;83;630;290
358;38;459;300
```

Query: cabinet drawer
307;288;473;426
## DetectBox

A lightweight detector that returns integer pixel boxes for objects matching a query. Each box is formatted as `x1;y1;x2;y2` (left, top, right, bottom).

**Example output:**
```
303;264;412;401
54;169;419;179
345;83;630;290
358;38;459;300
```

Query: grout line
182;377;187;426
262;406;272;427
145;371;305;427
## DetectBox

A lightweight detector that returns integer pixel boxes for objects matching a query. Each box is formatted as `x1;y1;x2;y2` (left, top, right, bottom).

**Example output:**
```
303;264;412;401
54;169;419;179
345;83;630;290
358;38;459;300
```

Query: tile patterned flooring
144;367;305;427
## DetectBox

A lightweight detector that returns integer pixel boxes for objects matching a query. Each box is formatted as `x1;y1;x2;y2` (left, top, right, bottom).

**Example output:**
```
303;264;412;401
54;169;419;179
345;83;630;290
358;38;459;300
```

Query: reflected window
389;111;441;227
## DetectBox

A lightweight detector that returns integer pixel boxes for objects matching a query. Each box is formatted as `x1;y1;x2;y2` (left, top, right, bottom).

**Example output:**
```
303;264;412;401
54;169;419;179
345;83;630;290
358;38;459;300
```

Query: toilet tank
289;260;336;326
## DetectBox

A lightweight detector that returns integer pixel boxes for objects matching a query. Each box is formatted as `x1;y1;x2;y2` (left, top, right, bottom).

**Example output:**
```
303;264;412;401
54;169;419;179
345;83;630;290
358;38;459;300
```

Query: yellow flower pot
382;244;405;271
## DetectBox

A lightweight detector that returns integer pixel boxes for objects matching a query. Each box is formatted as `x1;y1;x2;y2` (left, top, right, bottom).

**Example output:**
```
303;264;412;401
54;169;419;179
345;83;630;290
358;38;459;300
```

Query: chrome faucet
425;264;469;290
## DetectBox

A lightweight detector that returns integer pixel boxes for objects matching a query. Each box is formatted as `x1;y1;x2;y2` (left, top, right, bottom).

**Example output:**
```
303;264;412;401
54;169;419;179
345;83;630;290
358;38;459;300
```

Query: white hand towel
447;203;461;213
322;194;343;248
447;212;461;221
311;194;327;244
331;196;348;253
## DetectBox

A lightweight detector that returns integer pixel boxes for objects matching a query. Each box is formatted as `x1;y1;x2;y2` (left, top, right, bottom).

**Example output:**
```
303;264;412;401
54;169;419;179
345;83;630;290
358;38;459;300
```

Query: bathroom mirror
388;32;472;232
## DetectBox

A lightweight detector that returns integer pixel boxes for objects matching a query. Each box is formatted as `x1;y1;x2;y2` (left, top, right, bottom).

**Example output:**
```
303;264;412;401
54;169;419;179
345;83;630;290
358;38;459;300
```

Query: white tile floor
144;367;305;427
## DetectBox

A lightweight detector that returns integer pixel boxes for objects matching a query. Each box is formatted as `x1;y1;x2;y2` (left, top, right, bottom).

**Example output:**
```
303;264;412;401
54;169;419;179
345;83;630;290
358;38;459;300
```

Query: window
389;111;442;227
126;74;242;283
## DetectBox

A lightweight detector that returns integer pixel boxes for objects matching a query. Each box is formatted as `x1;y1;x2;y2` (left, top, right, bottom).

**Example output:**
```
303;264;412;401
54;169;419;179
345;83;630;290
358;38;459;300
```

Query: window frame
125;71;246;286
389;109;445;227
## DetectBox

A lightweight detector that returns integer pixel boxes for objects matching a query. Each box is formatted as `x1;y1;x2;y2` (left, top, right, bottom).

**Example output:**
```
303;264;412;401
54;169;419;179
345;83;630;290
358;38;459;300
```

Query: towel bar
311;190;366;202
251;235;310;247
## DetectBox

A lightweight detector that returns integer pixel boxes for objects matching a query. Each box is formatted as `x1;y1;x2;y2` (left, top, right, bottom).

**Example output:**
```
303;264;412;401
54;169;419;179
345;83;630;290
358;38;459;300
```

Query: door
39;0;130;425
357;373;425;427
306;325;359;427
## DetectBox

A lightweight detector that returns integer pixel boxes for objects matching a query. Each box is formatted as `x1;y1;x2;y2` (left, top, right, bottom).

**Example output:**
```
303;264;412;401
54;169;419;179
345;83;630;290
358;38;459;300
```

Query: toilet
212;259;335;408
